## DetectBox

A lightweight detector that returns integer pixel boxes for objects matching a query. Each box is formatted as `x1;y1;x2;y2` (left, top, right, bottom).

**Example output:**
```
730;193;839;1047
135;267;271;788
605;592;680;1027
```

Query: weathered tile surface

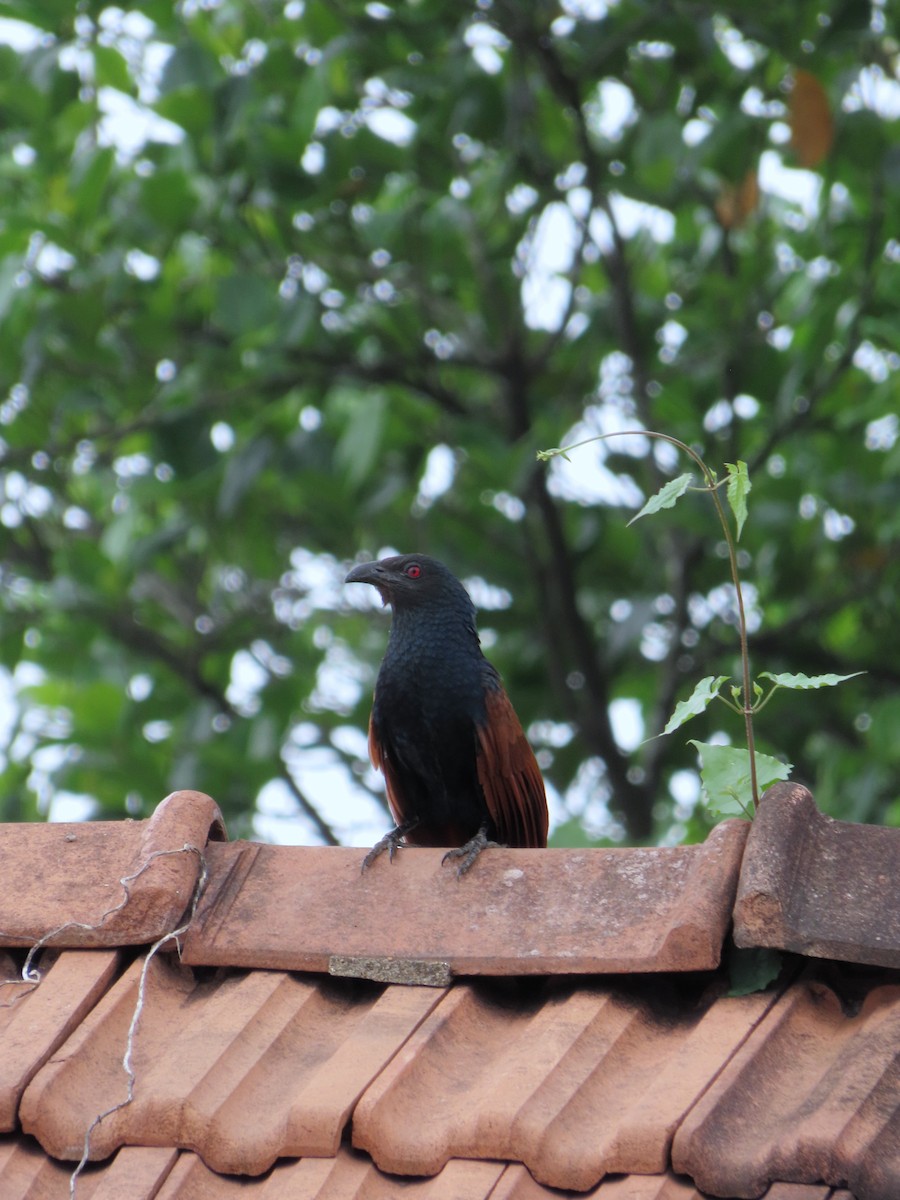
0;788;895;1200
161;1151;507;1200
0;1138;178;1200
734;782;900;968
353;980;776;1191
0;791;224;949
0;950;118;1130
20;953;441;1175
181;818;749;979
673;980;900;1199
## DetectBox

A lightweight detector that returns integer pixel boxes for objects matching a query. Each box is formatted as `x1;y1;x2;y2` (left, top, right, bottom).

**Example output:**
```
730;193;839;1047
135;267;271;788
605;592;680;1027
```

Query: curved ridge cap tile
658;818;749;969
77;790;227;947
733;782;816;933
114;789;228;939
0;792;226;950
146;790;228;849
734;781;900;968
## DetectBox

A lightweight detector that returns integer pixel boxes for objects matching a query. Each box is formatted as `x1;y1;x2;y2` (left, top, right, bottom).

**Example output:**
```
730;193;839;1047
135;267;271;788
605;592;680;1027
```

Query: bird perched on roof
345;553;548;875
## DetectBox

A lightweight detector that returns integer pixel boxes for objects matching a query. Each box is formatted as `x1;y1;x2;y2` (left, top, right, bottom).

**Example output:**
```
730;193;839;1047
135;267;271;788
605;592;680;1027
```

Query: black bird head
345;554;474;617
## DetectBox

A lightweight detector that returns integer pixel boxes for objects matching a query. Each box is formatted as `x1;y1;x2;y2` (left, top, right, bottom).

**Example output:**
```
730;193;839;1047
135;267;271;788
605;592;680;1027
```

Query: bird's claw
361;819;419;872
442;826;502;877
361;832;400;872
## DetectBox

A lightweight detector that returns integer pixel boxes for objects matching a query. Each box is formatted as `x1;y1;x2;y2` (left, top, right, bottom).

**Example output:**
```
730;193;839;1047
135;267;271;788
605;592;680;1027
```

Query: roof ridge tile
0;791;225;951
734;782;900;968
181;820;748;978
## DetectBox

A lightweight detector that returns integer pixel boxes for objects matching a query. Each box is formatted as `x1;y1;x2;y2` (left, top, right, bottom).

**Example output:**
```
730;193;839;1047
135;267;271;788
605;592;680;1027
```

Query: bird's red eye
405;563;422;579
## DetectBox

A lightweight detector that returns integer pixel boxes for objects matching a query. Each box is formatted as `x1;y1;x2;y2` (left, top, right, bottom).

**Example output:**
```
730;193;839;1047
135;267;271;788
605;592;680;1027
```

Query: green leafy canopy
0;1;896;846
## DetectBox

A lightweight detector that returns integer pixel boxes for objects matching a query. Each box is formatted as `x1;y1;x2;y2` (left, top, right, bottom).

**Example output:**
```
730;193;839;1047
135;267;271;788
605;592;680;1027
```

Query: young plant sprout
539;432;862;819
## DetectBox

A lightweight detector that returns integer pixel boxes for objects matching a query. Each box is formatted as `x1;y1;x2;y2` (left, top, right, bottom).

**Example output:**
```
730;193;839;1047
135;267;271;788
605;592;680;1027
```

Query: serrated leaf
725;460;751;540
660;676;730;736
628;472;693;525
758;671;865;690
689;741;792;819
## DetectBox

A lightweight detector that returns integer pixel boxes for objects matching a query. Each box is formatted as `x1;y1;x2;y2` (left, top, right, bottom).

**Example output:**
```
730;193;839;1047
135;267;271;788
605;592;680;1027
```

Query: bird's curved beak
345;560;384;587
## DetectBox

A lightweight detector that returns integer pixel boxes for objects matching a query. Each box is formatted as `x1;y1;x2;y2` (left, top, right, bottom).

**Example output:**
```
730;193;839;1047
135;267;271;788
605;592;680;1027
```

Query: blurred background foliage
0;0;898;846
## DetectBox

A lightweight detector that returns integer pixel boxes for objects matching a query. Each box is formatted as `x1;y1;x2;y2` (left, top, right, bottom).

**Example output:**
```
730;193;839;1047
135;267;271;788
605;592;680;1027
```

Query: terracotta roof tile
20;952;441;1175
672;980;900;1198
764;1189;850;1200
353;979;776;1190
589;1177;717;1199
0;791;224;950
0;1137;180;1200
0;950;118;1130
154;1150;649;1198
180;818;749;979
1;789;896;1199
490;1165;710;1198
734;782;900;968
0;1139;802;1200
79;1147;181;1200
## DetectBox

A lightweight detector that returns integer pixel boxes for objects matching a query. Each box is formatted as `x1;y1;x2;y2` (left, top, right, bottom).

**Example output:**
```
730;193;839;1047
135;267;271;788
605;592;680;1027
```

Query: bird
345;553;548;875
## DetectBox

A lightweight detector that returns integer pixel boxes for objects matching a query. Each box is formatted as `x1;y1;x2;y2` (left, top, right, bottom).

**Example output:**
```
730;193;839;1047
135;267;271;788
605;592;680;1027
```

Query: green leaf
334;391;387;486
291;63;331;148
92;46;133;93
0;256;23;323
159;42;223;93
213;274;280;337
727;945;783;996
758;671;865;690
218;437;275;518
689;741;792;819
725;460;751;540
72;147;115;224
661;676;730;736
628;472;693;525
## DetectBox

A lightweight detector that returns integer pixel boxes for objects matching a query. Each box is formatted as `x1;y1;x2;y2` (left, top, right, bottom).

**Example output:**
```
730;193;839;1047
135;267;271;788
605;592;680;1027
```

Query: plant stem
704;475;759;809
540;431;760;809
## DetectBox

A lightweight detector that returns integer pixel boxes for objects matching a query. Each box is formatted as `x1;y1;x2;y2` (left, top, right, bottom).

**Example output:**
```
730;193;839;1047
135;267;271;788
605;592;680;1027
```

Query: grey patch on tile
329;955;452;988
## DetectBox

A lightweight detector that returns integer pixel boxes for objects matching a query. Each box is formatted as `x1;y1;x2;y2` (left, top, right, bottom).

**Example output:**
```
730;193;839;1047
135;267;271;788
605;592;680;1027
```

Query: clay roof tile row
0;782;898;1198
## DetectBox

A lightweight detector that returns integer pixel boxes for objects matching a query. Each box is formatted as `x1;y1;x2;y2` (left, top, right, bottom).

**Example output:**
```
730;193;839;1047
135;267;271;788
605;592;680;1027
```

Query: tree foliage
0;0;898;844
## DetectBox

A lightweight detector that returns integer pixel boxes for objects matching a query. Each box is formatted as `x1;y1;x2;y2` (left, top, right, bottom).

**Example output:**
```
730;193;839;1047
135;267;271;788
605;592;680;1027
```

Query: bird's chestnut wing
475;678;548;848
368;711;408;830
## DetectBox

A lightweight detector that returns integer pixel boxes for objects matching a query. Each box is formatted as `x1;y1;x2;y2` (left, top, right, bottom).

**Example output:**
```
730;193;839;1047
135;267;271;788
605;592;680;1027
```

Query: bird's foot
442;826;502;878
361;818;419;872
